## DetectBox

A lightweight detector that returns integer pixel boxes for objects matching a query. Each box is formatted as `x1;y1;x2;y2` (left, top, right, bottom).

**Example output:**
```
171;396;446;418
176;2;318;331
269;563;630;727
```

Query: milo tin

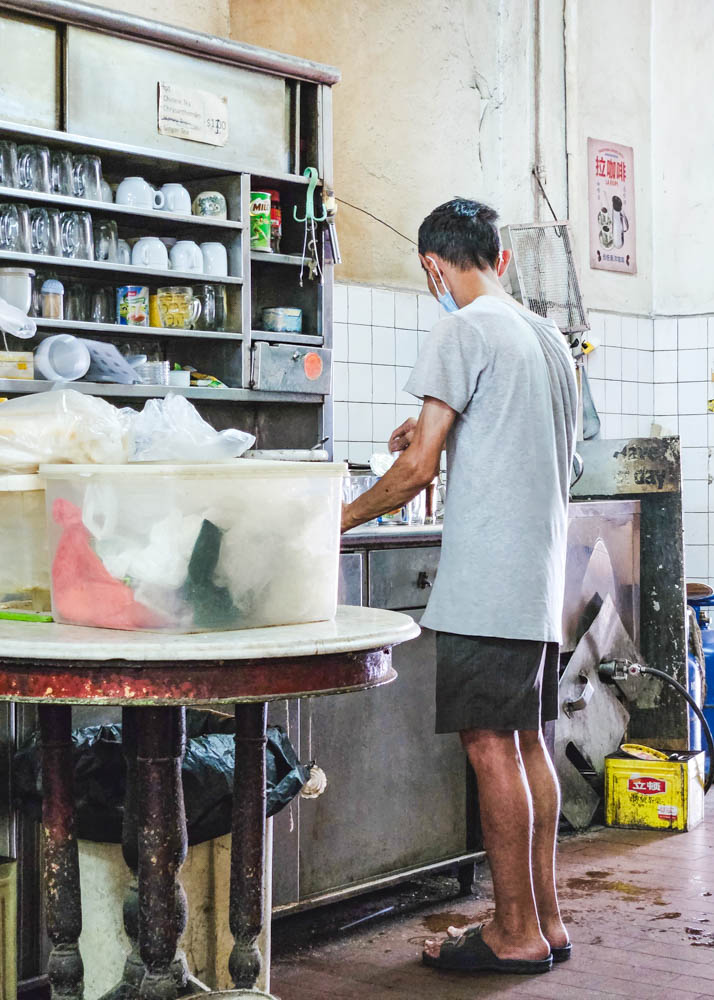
250;191;272;252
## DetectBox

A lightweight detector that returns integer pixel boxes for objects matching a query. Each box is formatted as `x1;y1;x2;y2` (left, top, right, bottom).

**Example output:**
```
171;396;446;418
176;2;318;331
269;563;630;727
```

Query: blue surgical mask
426;256;459;313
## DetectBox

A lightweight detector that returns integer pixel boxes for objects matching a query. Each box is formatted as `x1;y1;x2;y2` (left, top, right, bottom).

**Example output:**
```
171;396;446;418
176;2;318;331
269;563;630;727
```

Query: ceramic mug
160;183;192;214
132;236;169;269
156;286;201;329
192;190;227;220
200;242;228;276
116;176;165;210
169;240;202;273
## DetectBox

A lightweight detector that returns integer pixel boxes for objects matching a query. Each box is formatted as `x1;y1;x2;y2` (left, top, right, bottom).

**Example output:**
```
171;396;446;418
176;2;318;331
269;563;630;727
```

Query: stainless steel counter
341;523;443;550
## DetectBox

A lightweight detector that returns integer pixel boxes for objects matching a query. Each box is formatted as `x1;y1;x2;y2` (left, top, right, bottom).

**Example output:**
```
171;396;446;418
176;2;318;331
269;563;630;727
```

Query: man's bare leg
424;728;549;961
518;729;569;950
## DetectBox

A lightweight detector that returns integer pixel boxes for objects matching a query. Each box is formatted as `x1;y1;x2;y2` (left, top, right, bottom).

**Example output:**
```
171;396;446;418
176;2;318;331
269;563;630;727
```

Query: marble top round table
0;606;419;1000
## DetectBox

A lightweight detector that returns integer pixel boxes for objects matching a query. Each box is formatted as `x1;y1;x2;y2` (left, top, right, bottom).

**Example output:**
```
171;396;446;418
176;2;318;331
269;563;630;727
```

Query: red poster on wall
588;138;636;275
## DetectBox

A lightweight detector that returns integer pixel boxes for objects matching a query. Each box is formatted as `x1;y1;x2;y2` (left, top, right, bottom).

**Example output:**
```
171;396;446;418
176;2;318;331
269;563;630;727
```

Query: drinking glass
94;219;119;262
49;149;74;196
59;211;94;260
65;283;90;321
0;141;18;189
29;207;53;255
72;154;103;201
194;284;216;331
156;286;201;329
17;145;50;193
90;286;114;324
0;202;30;252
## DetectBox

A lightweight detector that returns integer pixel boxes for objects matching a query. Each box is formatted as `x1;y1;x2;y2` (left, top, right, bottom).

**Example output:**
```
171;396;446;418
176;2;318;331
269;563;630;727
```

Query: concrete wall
652;2;714;315
92;0;230;42
230;0;567;288
565;0;653;316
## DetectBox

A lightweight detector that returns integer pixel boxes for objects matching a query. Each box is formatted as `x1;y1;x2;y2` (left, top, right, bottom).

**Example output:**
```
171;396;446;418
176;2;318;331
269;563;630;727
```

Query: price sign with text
158;81;228;147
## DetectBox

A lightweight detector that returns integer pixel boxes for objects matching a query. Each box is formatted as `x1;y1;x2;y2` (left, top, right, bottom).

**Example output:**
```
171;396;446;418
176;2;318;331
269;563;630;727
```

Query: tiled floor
271;801;714;998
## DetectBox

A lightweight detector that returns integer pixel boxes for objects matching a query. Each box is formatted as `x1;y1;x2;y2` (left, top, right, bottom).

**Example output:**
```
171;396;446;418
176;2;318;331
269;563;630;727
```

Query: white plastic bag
0;389;130;472
129;394;255;463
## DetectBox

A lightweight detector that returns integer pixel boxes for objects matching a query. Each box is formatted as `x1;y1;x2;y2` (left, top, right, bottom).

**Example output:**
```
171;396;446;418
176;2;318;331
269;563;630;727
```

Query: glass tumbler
72;154;103;201
90;286;114;324
194;284;217;331
17;145;50;192
65;283;90;321
0;141;18;189
60;211;94;260
0;202;30;253
94;219;119;262
49;149;74;196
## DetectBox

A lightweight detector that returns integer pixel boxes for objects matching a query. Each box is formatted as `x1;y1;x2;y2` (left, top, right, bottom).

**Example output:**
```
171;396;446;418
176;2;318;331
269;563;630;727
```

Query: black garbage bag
13;710;310;846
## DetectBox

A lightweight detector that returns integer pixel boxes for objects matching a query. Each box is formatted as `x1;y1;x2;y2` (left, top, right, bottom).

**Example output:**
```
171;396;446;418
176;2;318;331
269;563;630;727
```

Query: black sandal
422;925;553;975
551;942;572;963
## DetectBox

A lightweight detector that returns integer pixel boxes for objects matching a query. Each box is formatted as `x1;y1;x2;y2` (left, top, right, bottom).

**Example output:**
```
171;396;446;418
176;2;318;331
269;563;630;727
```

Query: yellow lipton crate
0;858;16;1000
605;750;705;832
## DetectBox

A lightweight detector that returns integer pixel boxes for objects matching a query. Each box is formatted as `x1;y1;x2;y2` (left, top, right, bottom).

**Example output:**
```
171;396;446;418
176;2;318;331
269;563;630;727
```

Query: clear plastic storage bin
0;474;51;612
40;461;346;633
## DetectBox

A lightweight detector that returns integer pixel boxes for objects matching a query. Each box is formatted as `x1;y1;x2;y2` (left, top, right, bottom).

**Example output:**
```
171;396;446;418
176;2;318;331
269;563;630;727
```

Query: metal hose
638;665;714;794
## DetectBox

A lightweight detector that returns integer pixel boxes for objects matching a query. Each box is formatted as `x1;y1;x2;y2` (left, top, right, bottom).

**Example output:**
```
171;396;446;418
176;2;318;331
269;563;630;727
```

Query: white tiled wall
579;310;714;586
332;285;714;585
332;282;443;464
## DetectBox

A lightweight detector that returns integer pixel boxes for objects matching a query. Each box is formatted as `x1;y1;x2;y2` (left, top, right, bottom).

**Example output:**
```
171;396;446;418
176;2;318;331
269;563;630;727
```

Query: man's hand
389;418;417;453
341;398;456;533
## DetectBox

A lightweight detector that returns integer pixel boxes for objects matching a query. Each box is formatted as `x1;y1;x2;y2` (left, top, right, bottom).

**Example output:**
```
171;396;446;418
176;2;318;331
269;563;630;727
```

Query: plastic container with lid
40;460;346;633
0;474;51;613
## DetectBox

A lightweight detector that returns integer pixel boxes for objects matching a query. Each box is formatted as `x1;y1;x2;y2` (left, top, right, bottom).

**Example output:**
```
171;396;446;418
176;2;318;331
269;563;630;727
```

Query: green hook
293;166;327;223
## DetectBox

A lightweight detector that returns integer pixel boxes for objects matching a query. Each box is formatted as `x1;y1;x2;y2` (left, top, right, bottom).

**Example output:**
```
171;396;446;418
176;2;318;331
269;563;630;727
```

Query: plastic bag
13;711;311;845
0;389;130;472
129;394;255;463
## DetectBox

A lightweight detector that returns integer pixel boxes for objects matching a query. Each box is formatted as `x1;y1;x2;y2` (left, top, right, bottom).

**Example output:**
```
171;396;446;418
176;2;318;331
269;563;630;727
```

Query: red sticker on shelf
304;352;323;380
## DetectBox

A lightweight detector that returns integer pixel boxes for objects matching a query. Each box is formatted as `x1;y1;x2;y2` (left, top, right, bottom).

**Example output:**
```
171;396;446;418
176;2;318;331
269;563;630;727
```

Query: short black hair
418;198;501;270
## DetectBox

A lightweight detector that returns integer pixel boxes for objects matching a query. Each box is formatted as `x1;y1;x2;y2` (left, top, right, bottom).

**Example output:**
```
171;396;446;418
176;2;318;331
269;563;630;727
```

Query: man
340;198;578;976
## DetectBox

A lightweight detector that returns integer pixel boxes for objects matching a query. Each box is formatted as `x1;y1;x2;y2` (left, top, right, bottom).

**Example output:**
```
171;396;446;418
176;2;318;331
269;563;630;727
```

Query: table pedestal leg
39;704;85;1000
229;702;267;990
137;707;189;1000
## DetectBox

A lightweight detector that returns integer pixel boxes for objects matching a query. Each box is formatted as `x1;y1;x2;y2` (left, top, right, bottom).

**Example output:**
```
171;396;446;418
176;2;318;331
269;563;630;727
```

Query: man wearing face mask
341;198;578;976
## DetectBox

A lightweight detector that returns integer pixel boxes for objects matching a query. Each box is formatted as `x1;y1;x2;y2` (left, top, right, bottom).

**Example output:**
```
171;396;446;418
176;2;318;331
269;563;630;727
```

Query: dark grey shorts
434;632;560;734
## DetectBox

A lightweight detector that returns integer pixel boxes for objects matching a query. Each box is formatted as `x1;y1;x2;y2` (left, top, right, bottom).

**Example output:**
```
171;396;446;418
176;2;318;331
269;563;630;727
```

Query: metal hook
293;166;327;223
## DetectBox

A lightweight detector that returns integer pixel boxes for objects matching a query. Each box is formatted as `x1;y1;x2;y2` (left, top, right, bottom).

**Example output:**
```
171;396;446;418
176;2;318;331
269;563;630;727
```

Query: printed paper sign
158;81;228;147
588;138;636;274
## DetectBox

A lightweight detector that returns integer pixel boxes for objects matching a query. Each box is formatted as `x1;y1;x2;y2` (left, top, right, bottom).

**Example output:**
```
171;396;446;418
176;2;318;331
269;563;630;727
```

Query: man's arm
341;397;456;533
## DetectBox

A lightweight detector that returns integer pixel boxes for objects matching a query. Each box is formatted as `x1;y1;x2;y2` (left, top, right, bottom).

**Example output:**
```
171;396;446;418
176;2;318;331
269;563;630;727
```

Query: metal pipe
0;0;341;84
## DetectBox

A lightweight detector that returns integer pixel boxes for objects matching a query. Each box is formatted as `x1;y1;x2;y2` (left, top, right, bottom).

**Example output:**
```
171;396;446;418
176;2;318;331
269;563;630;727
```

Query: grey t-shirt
405;295;578;642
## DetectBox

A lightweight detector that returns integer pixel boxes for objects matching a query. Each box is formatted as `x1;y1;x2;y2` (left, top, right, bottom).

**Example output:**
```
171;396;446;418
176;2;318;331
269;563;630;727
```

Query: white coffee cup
200;242;228;276
34;334;91;381
132;237;169;269
116;176;165;210
169;240;203;273
160;183;192;214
